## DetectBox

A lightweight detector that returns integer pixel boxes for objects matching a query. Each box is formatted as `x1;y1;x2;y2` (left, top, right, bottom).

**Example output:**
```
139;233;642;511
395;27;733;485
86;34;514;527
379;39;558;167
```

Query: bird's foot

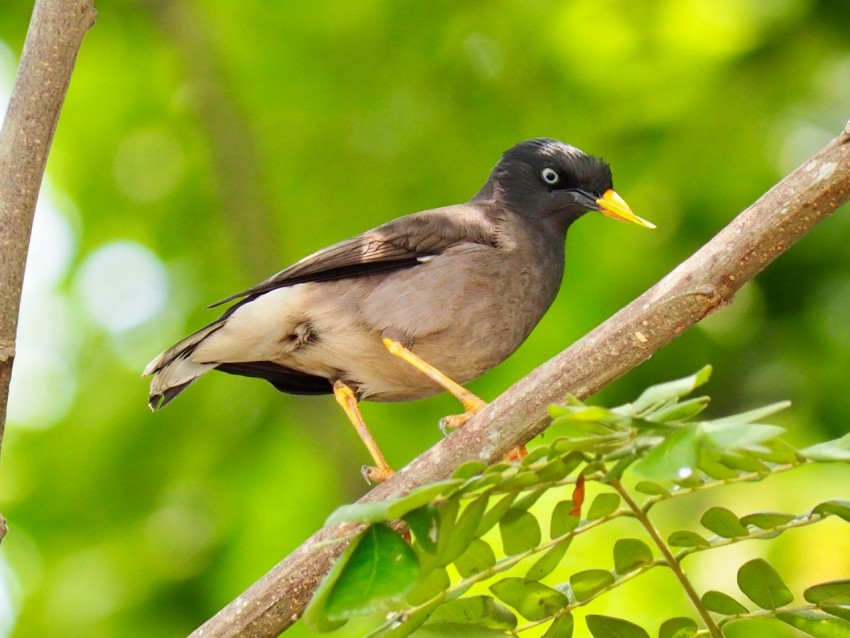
439;412;471;435
361;464;394;484
439;395;489;435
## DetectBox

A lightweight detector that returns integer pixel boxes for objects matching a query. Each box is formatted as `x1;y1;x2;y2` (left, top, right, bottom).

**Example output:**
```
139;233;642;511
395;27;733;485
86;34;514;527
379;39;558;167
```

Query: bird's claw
361;464;394;484
439;413;469;435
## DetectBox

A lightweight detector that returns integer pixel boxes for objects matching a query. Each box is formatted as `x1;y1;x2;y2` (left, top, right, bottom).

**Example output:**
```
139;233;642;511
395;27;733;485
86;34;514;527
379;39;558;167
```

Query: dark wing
209;203;501;307
216;361;333;395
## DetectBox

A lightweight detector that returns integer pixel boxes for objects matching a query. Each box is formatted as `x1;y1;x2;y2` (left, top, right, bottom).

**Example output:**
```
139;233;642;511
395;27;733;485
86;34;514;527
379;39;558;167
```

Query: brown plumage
144;138;653;479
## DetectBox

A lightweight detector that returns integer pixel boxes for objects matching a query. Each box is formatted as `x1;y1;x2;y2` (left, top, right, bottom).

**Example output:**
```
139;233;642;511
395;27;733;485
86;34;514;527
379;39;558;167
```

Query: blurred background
1;1;849;636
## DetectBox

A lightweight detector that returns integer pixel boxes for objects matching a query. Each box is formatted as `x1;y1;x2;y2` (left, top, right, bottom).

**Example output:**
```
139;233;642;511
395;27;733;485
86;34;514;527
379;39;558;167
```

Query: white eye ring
541;167;560;185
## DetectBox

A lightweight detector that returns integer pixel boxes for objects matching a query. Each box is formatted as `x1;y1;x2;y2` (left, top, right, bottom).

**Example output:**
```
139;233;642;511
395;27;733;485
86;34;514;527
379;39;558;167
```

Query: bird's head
476;138;654;233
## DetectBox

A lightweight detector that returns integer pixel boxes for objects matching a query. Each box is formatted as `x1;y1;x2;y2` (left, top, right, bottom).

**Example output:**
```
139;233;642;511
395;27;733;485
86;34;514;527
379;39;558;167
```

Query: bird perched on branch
144;138;653;481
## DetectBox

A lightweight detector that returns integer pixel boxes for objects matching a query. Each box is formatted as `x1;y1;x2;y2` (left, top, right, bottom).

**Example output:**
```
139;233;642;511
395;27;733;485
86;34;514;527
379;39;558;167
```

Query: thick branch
0;0;96;527
192;123;850;637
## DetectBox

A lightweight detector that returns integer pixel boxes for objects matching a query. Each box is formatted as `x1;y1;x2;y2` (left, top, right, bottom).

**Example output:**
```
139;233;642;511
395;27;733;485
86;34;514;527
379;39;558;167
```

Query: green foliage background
0;1;849;636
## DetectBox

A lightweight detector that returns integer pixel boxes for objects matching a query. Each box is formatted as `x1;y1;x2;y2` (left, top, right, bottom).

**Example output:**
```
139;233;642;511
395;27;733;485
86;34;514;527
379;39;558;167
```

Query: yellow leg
333;380;394;483
381;337;486;419
382;337;528;462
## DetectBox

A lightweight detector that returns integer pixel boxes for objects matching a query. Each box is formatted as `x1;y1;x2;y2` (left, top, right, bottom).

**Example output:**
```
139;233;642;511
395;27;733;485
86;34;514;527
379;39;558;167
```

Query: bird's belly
285;332;507;403
263;242;562;402
285;280;555;402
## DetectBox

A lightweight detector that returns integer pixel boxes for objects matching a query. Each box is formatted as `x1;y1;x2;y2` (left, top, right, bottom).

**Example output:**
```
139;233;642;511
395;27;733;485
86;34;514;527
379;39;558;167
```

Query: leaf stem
513;559;666;633
717;602;819;627
611;479;724;638
677;512;826;560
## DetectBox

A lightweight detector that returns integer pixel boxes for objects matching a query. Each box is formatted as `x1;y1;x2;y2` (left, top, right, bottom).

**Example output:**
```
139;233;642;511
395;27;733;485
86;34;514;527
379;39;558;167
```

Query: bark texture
0;0;97;541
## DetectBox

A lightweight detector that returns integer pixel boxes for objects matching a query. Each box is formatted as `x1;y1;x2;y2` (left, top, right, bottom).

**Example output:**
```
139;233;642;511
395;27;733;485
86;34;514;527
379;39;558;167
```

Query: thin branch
642;461;805;512
676;512;827;560
191;123;850;637
612;479;723;638
0;0;97;542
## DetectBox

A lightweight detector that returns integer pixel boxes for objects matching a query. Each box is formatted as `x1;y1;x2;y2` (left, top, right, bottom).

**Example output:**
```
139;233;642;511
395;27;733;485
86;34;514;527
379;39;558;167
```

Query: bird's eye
541;167;560;185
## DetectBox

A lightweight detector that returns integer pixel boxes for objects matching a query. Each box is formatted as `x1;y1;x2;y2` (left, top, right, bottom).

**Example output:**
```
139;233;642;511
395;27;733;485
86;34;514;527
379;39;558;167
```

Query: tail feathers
147;356;217;410
143;322;224;377
144;322;224;410
149;380;191;411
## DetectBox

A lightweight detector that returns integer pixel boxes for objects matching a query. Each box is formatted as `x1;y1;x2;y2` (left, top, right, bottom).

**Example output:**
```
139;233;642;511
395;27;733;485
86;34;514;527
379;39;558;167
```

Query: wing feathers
209;204;499;306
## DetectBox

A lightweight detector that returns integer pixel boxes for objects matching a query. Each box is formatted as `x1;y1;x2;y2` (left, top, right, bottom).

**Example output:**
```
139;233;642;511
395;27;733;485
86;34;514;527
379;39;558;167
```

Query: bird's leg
332;380;394;483
381;337;528;461
381;337;486;422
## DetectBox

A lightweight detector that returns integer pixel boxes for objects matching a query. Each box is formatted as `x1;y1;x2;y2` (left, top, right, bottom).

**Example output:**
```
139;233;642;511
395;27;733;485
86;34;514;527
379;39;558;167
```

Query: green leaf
543;613;574;638
585;614;650;638
549;404;572;418
476;493;518;537
412;622;513;637
522;446;552;466
697;449;739;480
304;524;420;628
700;420;785;452
613;538;653;574
382;598;442;638
454;538;496;579
805;580;850;605
551;501;580;539
700;506;748;538
405;567;450;605
719;452;770;473
587;493;621;520
325;501;391;526
570;569;615;602
777;610;850;637
667;530;710;548
737;558;793;610
647;396;711;423
814;501;850;523
739;511;795;529
630;366;712;415
633;424;700;481
325;524;420;618
514;487;547;511
489;577;569;621
701;590;748;615
435;498;461;565
535;456;573;482
750;438;801;464
823;606;850;622
499;508;541;555
552;434;626;453
802;434;850;461
440;494;489;563
326;481;462;525
566;405;615;421
635;481;671;497
461;473;504;493
658;617;698;638
526;540;571;581
405;506;440;555
706;401;791;427
427;595;517;630
453;461;488;479
500;470;542;491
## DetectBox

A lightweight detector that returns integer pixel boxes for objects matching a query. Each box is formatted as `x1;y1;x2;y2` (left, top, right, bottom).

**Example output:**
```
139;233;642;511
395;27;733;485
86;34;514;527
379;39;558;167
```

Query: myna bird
144;138;653;481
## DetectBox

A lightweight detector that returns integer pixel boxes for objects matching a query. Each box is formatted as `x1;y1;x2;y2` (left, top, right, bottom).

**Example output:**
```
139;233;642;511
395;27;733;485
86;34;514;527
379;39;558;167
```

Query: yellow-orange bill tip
596;189;656;229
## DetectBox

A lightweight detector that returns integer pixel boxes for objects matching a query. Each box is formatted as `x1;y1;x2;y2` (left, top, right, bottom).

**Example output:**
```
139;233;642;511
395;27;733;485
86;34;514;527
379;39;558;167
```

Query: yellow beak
596;189;655;229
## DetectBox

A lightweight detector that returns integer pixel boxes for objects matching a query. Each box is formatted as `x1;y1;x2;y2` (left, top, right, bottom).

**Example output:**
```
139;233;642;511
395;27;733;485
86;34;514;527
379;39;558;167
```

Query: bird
144;138;654;482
